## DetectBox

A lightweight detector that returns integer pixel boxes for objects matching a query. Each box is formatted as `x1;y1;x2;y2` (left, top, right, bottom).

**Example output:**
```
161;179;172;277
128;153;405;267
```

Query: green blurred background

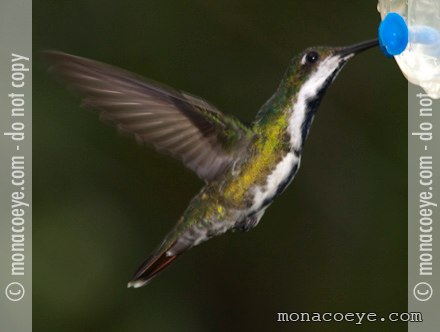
34;1;407;331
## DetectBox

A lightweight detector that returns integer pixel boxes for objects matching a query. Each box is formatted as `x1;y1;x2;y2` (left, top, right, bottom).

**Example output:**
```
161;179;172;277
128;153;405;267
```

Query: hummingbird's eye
306;51;319;64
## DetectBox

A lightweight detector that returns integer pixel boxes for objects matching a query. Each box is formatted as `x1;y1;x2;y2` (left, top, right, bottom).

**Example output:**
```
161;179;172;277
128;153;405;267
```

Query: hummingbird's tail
127;244;180;288
128;214;207;287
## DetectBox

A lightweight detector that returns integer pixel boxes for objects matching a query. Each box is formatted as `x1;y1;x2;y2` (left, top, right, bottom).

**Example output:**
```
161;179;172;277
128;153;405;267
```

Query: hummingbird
46;38;378;288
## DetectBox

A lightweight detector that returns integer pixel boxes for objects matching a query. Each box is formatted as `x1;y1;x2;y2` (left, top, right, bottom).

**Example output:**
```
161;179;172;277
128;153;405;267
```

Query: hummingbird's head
285;39;379;103
271;39;378;151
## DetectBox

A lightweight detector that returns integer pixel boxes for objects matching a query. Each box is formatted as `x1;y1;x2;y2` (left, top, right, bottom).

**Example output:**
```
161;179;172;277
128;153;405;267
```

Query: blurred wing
45;51;253;182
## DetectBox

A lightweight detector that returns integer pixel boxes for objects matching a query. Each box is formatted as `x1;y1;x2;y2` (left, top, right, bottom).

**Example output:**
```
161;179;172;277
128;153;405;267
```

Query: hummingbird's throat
287;55;346;153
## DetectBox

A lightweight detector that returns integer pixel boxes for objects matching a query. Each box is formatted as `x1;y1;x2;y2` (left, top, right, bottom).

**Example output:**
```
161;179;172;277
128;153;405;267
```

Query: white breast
250;152;300;212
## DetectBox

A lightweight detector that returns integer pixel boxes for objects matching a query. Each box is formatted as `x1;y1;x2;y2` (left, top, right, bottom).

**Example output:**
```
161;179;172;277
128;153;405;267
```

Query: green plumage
46;39;378;287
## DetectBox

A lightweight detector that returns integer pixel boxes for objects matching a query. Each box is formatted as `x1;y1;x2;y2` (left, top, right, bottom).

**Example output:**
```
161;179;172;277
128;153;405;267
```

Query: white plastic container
378;0;440;98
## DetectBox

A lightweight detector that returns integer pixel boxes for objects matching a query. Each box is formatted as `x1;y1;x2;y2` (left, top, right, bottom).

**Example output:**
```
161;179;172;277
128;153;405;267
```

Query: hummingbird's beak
337;39;379;59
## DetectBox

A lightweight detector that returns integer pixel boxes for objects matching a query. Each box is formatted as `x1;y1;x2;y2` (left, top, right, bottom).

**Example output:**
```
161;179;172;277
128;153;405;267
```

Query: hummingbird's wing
45;51;253;182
